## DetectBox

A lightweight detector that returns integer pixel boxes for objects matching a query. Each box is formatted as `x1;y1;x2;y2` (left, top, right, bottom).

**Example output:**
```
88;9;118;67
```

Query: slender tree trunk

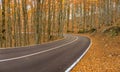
1;0;6;47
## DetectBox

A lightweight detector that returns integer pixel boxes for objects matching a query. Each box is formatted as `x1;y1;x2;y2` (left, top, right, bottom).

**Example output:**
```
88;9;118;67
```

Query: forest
0;0;120;48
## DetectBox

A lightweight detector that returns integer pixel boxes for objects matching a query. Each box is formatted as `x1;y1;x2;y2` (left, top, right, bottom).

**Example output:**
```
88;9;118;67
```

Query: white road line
65;38;92;72
0;36;78;62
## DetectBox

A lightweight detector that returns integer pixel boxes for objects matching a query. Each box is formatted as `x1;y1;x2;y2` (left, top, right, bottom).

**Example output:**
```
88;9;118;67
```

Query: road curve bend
0;35;91;72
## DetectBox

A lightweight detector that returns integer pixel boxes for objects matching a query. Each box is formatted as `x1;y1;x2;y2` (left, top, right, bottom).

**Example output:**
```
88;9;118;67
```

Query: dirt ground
71;33;120;72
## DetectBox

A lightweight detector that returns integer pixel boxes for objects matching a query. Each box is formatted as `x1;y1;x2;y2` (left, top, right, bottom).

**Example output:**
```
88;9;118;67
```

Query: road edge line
0;34;68;49
0;36;78;62
65;38;92;72
0;38;65;50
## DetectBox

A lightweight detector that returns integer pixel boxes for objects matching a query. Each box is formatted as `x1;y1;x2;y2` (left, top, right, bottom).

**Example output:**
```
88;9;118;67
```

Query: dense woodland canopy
0;0;120;47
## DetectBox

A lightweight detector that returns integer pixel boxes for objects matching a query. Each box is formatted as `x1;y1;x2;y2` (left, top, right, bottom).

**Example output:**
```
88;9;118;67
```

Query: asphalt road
0;35;91;72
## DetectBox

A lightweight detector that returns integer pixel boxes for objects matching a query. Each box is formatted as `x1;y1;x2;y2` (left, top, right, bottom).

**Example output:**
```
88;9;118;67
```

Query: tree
1;0;6;47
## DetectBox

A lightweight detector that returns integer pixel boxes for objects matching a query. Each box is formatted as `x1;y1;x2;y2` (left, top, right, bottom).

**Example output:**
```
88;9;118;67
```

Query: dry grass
71;33;120;72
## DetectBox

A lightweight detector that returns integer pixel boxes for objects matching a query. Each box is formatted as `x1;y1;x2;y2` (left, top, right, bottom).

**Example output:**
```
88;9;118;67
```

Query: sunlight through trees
0;0;120;47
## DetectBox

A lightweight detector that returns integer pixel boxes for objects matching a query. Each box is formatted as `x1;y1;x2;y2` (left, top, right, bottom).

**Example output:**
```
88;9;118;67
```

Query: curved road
0;35;91;72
